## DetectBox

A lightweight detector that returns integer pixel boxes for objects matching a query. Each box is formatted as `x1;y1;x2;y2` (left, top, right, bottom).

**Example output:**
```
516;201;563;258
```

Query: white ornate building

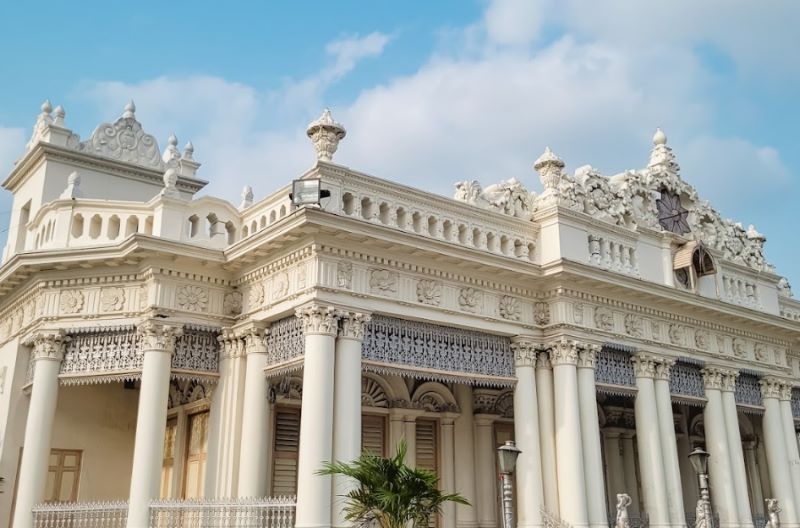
0;100;799;528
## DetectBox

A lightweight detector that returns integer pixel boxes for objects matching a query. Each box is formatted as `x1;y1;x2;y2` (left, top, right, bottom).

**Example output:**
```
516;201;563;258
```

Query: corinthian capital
137;320;183;354
654;358;676;382
701;367;729;392
631;354;658;379
720;369;739;393
759;376;783;400
511;336;539;367
339;311;372;341
29;330;69;362
239;323;269;355
779;382;794;402
296;303;341;336
549;338;580;366
578;344;601;369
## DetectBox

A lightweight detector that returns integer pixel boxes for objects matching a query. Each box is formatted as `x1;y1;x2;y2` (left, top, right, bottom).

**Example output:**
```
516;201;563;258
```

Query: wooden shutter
45;449;82;502
272;408;301;496
182;411;209;499
415;420;438;474
362;414;387;456
161;418;178;498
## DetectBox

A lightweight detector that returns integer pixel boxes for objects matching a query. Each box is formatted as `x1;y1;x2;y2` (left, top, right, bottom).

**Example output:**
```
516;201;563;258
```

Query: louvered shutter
361;414;386;456
415;420;438;473
272;408;301;496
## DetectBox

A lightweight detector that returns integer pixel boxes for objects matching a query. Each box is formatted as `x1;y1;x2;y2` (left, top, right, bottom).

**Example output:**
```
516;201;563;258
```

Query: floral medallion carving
416;280;442;306
534;302;550;325
623;314;643;337
176;285;208;312
499;296;521;321
573;303;584;324
273;272;289;300
458;287;482;313
732;337;747;359
668;324;684;345
594;307;614;331
249;283;265;309
100;287;125;312
337;261;353;289
60;289;85;314
754;343;769;362
223;291;243;316
694;329;709;351
369;269;397;294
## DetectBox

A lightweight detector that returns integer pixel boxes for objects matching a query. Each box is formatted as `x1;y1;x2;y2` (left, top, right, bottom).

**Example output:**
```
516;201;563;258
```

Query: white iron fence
149;496;296;528
32;500;128;528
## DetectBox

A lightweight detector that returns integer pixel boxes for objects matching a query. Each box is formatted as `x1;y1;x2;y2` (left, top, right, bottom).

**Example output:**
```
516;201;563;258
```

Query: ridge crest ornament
656;189;690;235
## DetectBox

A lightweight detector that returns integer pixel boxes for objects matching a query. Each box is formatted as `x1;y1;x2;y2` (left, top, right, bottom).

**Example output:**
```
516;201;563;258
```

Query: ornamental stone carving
573;303;584;325
218;328;245;359
650;320;661;340
511;337;538;367
534;302;550;325
765;499;781;528
336;261;353;289
296;303;340;336
416;280;442;306
549;338;580;366
99;287;125;312
668;324;684;345
623;313;643;337
306;108;346;162
616;493;632;528
759;377;784;400
30;330;68;362
137;321;182;354
339;312;372;341
458;287;482;313
249;284;265;309
754;343;769;362
369;269;397;294
60;289;85;314
273;272;289;300
138;284;150;311
241;326;268;355
578;345;599;369
176;285;208;312
701;367;737;392
499;296;521;321
778;383;793;402
654;358;675;381
223;291;243;316
631;354;658;379
453;178;535;220
694;329;710;350
732;337;747;359
594;307;614;331
721;369;738;392
536;350;552;370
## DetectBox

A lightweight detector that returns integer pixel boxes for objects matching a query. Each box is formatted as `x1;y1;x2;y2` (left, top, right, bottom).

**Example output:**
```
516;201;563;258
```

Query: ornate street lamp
688;447;714;528
497;440;521;528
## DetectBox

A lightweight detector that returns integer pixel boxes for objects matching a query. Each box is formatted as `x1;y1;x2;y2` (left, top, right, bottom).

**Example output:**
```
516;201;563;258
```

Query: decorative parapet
587;232;639;277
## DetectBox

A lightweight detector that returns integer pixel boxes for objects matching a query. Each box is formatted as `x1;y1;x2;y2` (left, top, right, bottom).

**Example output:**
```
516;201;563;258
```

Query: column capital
702;366;738;392
295;302;341;336
511;336;539;367
577;343;601;370
137;320;183;354
631;353;659;379
27;329;69;362
759;376;784;400
548;337;580;366
338;311;372;341
218;327;245;359
237;322;269;355
654;357;676;381
536;350;552;370
778;382;794;402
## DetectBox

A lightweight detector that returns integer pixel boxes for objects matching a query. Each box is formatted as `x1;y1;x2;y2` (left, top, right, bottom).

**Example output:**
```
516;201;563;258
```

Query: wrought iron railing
685;511;720;528
32;500;128;528
149;496;296;528
606;512;649;528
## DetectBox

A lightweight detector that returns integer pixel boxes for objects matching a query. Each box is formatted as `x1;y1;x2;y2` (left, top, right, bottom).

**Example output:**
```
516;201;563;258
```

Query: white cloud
483;0;546;46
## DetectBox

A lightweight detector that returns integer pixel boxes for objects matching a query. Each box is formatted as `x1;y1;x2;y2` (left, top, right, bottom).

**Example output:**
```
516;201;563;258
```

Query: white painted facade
0;101;798;528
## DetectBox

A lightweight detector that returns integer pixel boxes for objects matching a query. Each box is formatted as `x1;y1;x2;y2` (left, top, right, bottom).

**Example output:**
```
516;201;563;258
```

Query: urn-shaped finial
306;108;346;162
122;100;136;119
648;127;679;172
534;147;565;192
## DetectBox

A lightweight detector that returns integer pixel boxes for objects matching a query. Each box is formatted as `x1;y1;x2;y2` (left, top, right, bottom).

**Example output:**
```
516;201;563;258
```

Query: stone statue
615;493;632;528
765;499;781;528
778;277;793;298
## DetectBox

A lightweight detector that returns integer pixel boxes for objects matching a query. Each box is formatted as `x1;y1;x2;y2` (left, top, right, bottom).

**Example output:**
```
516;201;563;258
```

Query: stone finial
161;167;181;198
647;127;680;172
26;100;55;151
746;224;766;242
60;171;83;199
240;185;254;209
163;132;180;163
52;105;66;127
306;108;346;162
182;141;194;160
122;100;136;119
533;147;565;192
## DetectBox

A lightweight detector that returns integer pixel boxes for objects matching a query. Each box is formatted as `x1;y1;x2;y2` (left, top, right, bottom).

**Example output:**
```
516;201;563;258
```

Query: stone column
536;350;559;515
577;344;608;528
127;321;182;528
454;384;479;528
620;431;641;515
11;331;67;528
779;383;800;512
512;337;545;528
331;311;370;528
551;338;588;528
631;354;669;528
474;414;499;528
676;430;698;514
760;377;798;527
720;371;754;528
743;441;765;515
295;304;340;528
237;324;271;498
441;414;458;528
701;367;740;528
404;414;418;468
603;428;626;513
653;359;686;528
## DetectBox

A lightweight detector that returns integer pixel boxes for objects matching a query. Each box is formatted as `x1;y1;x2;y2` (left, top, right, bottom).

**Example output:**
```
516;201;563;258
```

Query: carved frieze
499;296;521;321
60;289;85;314
533;302;550;325
223;291;243;316
336;261;353;289
416;280;442;306
176;285;208;312
623;314;643;338
594;307;614;331
458;287;482;313
369;269;397;295
99;287;125;312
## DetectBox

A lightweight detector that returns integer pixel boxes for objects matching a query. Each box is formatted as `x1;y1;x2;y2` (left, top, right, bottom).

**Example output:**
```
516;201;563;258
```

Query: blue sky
1;1;799;287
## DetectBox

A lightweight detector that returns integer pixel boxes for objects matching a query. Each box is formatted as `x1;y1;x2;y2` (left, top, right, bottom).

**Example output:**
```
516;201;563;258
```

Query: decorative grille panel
669;361;704;398
61;327;141;381
172;327;219;375
792;388;800;419
265;317;304;367
735;373;763;408
595;347;635;388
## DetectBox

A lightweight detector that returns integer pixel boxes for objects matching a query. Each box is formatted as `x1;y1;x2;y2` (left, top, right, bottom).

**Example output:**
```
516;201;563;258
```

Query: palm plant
319;440;469;528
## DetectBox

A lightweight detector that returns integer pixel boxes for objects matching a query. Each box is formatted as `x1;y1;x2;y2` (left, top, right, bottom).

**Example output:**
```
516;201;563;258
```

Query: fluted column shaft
551;339;588;528
12;331;67;528
720;371;753;528
701;367;740;528
237;325;271;498
474;414;499;528
577;345;608;528
512;337;545;528
441;415;458;528
127;322;182;528
535;351;559;515
454;384;479;528
779;384;800;513
653;360;685;528
331;312;370;528
296;304;340;528
632;354;669;528
760;377;798;527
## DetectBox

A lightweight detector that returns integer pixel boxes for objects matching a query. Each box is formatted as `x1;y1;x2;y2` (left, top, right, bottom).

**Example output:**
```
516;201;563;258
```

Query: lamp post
497;440;521;528
688;447;714;528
